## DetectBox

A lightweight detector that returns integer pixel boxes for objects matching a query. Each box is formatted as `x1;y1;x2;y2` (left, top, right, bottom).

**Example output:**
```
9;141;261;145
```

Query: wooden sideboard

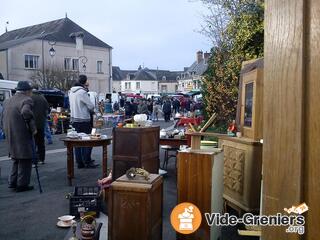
112;126;160;180
219;136;262;212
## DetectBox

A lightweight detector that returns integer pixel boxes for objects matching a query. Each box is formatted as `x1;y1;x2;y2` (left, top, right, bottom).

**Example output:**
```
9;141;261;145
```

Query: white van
0;79;19;104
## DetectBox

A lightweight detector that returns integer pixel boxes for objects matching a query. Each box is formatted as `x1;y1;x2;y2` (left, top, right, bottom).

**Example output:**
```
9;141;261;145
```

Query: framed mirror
244;82;253;127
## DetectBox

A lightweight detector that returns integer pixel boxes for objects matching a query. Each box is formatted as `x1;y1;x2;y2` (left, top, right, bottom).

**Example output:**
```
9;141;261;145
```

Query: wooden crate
112;126;160;180
108;174;163;240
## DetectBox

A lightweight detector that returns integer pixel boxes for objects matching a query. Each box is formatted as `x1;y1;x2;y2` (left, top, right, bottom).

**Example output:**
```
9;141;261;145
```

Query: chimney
196;50;203;63
69;32;84;51
204;52;210;63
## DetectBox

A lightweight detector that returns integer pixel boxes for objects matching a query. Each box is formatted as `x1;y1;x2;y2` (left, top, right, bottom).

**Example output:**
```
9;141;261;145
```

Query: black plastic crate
69;186;101;219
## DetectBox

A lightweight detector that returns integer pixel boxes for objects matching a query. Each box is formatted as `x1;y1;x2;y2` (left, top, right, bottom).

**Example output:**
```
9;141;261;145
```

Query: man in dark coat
185;98;192;112
137;99;148;115
1;81;37;192
131;99;138;115
172;98;180;114
31;84;49;164
124;101;133;118
162;99;172;122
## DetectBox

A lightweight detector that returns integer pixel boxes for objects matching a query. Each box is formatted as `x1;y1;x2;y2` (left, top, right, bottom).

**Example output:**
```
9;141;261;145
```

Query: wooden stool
161;145;179;169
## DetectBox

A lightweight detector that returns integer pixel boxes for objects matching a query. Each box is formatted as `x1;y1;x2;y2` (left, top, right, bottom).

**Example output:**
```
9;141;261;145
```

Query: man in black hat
1;81;37;192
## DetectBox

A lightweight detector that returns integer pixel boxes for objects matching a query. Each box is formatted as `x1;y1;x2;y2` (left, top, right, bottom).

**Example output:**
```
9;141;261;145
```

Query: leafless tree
196;0;264;46
30;66;78;92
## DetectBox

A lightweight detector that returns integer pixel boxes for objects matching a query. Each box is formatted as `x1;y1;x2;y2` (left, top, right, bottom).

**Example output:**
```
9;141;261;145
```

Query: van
0;79;19;104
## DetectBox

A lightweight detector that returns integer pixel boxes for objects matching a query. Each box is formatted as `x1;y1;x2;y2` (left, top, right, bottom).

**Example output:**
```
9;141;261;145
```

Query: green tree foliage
200;0;264;125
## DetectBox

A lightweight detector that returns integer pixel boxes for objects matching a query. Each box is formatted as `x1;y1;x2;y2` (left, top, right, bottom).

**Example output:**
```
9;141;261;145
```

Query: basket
69;186;101;219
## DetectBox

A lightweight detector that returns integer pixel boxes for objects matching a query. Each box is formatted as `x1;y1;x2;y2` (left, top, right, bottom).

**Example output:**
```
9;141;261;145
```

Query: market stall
102;114;125;128
177;116;203;126
50;109;70;134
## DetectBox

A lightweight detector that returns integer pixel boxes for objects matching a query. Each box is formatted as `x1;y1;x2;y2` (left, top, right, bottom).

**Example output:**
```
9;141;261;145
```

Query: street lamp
48;40;56;57
79;56;88;72
49;47;55;57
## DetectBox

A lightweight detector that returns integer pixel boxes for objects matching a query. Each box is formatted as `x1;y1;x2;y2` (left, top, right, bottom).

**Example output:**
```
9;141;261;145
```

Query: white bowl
58;215;75;223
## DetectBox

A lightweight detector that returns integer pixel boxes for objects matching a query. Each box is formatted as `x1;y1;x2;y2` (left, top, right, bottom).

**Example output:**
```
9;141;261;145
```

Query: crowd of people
0;74;204;193
119;96;203;122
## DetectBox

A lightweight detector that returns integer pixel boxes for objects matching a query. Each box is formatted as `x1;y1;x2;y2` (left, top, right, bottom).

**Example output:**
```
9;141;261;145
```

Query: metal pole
31;138;43;193
42;37;45;87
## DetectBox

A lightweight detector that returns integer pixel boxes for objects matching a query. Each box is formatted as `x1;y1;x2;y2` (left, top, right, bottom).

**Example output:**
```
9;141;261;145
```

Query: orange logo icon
170;202;202;234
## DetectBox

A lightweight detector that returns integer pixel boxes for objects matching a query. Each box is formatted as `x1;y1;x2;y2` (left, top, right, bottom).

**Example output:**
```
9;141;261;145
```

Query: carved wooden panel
223;146;245;194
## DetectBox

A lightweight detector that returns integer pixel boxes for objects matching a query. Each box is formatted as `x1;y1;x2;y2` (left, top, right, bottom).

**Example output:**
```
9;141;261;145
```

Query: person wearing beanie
69;75;97;168
1;81;36;192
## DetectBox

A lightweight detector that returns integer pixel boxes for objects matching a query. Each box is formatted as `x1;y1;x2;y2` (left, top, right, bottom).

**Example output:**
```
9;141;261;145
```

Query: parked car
39;89;67;108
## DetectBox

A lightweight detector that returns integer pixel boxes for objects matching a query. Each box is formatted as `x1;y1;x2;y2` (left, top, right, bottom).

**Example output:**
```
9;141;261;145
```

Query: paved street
0;120;253;240
0;121;179;240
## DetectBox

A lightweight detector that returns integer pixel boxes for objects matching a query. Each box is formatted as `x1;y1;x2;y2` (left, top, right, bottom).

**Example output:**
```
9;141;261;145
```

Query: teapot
80;215;96;240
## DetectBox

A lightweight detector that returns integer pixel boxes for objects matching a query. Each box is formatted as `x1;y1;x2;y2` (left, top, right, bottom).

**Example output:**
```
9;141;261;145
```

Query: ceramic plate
56;220;76;228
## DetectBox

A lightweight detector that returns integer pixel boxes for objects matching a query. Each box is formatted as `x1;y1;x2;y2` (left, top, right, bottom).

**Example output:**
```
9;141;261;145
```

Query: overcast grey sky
1;0;211;71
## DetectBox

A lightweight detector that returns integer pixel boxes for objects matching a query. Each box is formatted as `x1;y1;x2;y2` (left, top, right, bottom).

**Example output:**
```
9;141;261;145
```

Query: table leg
67;145;74;186
102;145;108;178
61;120;64;134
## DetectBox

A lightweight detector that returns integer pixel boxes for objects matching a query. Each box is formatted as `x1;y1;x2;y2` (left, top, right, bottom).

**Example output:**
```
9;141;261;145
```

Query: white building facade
112;66;181;95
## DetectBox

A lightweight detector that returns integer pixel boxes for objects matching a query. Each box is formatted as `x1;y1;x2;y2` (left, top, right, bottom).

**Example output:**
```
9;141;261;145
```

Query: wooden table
62;138;112;185
159;137;188;148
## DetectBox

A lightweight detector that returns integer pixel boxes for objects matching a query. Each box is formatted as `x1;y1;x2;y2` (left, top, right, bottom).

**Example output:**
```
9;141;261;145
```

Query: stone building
0;17;112;95
177;50;209;92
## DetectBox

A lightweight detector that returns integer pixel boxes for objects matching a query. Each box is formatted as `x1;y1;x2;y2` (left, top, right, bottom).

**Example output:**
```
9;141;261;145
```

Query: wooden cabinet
112;126;160;180
239;59;264;141
220;136;262;212
177;150;224;240
108;174;163;240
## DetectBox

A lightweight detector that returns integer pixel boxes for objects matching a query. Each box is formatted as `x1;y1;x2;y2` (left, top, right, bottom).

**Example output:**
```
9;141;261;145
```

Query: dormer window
162;76;166;81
